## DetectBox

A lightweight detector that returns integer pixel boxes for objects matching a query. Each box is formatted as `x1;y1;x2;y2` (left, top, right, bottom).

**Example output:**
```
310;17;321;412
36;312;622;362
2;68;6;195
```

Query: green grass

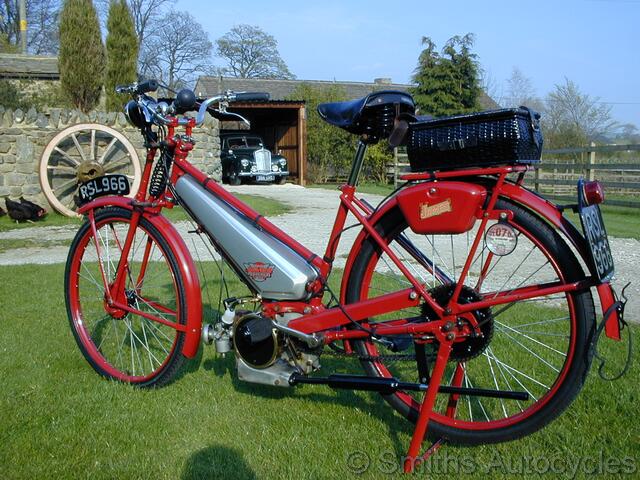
564;204;640;240
0;193;290;235
162;193;291;223
1;264;638;479
0;238;70;253
0;211;83;232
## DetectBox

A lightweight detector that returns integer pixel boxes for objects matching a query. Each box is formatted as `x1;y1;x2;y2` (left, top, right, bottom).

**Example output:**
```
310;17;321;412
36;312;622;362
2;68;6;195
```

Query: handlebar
116;80;270;128
233;92;270;102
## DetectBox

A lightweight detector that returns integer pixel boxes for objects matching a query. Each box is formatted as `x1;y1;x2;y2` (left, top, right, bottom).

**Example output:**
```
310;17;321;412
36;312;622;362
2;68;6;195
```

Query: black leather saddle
317;91;415;141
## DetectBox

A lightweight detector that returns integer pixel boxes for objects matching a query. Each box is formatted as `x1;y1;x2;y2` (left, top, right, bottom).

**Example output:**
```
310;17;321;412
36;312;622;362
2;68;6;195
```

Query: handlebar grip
136;79;159;94
234;92;270;102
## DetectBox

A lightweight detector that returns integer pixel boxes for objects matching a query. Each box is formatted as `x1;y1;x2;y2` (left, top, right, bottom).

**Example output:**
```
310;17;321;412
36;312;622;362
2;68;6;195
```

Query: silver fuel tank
175;175;318;300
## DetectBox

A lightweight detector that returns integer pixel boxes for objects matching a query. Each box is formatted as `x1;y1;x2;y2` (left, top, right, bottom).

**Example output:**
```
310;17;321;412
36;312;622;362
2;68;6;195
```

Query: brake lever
221;111;250;127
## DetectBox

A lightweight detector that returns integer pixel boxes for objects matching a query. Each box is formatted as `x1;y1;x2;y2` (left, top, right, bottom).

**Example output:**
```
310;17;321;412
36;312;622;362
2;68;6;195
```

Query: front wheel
344;198;595;444
65;207;188;387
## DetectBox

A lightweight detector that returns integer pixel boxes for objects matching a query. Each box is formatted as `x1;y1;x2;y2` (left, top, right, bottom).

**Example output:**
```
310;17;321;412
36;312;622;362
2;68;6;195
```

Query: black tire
276;176;287;185
228;173;241;186
344;198;595;444
65;207;188;388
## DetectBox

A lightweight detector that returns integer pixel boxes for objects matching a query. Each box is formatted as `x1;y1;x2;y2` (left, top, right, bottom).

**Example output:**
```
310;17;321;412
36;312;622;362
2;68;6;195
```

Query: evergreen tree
410;34;481;116
106;0;138;112
59;0;105;112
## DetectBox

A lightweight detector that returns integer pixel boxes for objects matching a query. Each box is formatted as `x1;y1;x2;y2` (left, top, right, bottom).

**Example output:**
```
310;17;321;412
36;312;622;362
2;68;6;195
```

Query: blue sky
176;0;640;127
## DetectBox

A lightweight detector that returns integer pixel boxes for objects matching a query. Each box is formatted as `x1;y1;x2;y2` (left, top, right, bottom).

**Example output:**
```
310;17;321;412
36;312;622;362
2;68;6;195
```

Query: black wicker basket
406;107;543;171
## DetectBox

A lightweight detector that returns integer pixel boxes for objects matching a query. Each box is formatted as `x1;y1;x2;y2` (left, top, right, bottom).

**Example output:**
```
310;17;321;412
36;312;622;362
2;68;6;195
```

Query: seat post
347;140;368;186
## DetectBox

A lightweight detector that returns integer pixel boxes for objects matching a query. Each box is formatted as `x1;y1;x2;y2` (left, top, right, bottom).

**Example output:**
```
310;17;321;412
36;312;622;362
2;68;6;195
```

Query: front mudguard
340;181;622;340
78;196;203;357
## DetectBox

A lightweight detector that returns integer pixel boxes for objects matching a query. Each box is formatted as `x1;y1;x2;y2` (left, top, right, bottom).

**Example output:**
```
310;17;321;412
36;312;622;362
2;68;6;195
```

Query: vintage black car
220;134;289;185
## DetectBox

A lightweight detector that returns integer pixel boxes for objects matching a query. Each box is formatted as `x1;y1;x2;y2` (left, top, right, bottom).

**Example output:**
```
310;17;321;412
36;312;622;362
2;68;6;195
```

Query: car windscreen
226;137;263;149
245;138;262;147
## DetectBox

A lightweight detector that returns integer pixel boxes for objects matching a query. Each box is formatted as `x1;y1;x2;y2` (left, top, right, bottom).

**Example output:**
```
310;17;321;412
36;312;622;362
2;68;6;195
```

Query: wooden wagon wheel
39;123;142;217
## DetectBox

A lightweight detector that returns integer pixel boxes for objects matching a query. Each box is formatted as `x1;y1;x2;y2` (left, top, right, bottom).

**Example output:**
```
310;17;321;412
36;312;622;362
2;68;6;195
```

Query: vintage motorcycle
64;80;626;472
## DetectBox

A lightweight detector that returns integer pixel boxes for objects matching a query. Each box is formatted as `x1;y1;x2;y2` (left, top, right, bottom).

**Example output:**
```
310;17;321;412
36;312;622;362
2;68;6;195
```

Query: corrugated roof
0;54;59;79
195;76;499;110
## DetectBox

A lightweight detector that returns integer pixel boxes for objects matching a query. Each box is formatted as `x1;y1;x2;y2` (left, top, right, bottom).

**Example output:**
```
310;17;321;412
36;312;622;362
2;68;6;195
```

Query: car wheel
276;177;287;185
229;173;241;186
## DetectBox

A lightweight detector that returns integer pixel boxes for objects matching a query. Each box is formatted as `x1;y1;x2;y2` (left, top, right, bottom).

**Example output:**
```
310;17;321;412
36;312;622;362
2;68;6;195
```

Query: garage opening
221;101;306;185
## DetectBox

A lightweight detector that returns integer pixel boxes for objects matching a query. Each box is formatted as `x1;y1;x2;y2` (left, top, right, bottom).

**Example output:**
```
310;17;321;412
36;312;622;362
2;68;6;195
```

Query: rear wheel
65;207;187;387
344;198;595;444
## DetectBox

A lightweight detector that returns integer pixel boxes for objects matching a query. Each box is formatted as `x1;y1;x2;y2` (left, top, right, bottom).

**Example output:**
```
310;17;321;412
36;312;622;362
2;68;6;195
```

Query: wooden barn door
275;121;299;178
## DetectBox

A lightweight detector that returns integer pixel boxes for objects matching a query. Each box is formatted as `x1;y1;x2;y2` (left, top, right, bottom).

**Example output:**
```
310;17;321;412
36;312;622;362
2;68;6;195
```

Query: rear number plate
256;175;274;182
578;182;614;280
78;174;130;206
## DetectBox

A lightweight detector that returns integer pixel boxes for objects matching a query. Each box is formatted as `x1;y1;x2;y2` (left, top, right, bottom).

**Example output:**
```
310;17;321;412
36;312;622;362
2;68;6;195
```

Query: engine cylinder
233;314;279;368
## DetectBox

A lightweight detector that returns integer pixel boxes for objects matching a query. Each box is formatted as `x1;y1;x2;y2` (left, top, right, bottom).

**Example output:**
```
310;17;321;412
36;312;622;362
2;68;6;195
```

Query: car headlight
271;164;279;172
240;158;250;167
279;158;287;167
250;165;257;173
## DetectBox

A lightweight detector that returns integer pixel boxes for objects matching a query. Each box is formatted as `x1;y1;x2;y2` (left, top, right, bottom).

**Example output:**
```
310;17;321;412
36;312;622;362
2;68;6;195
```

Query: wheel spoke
70;133;89;163
53;146;80;166
47;164;77;173
98;137;118;164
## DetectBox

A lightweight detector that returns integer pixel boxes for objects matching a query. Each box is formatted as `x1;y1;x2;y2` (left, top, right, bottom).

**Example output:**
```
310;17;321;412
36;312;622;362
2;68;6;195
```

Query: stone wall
0;105;221;209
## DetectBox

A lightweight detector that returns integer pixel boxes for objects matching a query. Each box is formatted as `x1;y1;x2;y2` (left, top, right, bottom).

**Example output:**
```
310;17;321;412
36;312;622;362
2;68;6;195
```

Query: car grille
254;149;272;172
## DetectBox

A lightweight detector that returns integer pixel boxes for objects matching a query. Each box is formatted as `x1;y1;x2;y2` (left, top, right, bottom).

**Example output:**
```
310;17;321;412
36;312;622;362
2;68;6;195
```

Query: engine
204;311;321;387
233;314;279;369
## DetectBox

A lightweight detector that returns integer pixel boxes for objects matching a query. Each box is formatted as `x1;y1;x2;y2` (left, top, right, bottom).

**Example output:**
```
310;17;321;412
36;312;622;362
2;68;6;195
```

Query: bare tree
215;24;295;79
544;78;617;146
139;10;212;89
478;68;502;106
1;0;60;54
503;67;543;111
96;0;168;46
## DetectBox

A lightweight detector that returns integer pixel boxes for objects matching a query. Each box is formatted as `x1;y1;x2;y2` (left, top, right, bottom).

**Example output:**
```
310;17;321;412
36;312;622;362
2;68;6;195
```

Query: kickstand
403;339;456;474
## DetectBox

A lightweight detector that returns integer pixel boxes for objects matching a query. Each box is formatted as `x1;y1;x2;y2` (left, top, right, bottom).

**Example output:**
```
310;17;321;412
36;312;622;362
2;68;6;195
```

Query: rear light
582;180;605;206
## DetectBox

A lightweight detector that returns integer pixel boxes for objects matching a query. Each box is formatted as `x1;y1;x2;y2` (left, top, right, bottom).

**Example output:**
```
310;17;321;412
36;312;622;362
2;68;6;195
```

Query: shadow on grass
200;351;412;457
181;444;256;480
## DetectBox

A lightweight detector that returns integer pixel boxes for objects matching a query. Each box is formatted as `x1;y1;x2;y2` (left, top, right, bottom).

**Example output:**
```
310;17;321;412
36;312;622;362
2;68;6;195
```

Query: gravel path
0;183;636;320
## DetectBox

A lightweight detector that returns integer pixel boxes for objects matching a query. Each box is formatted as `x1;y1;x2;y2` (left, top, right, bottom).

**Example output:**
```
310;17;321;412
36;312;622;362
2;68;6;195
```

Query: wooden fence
392;144;640;208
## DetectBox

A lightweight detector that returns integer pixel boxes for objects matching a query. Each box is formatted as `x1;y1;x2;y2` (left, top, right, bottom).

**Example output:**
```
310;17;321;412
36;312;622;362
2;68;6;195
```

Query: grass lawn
0;211;83;232
1;264;638;479
0;193;291;233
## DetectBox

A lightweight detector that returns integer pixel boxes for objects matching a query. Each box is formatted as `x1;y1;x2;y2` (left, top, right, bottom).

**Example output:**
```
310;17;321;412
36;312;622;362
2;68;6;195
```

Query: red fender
339;182;621;340
78;196;203;357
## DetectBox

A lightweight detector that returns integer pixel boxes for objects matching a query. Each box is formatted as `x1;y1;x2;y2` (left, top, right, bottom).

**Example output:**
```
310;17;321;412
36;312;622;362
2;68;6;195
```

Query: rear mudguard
78;196;203;357
340;181;621;340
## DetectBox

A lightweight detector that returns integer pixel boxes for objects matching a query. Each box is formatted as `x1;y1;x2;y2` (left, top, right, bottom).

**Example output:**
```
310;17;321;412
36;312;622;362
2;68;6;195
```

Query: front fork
89;147;158;316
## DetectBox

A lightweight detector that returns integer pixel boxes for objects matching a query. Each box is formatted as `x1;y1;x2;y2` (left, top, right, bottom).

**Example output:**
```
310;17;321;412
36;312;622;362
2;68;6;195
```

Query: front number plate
256;175;275;182
78;174;130;206
578;183;614;281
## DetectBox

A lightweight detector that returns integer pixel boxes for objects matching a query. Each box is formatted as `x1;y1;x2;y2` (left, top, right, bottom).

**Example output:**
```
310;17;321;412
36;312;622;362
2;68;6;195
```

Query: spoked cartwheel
39;124;141;217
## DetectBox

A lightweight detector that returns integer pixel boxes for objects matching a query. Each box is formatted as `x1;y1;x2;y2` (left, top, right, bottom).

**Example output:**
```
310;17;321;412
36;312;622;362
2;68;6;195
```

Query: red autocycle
64;80;627;473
